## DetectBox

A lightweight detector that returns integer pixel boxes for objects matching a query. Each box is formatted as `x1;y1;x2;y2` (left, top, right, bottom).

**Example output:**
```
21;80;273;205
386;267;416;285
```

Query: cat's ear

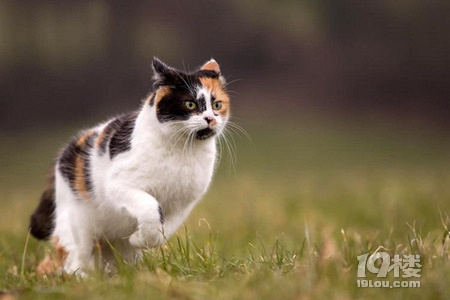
201;58;221;74
152;58;187;89
152;57;171;83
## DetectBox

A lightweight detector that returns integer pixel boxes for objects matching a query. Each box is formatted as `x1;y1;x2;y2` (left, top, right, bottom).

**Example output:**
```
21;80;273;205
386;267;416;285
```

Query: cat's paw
129;220;165;248
63;264;89;279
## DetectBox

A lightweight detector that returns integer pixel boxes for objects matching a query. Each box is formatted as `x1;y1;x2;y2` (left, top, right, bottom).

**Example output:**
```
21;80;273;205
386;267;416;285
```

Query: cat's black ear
152;57;184;88
152;57;171;83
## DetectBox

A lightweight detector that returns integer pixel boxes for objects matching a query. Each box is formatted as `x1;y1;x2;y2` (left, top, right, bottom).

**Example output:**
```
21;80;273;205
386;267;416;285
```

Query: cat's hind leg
52;169;96;276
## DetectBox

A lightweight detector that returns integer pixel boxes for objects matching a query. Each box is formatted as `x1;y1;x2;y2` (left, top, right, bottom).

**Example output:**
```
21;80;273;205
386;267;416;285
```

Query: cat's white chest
108;138;216;218
146;146;216;210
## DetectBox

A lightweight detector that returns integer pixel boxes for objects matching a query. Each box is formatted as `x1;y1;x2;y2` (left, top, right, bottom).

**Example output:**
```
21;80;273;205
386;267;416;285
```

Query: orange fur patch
75;131;93;201
154;86;171;105
96;128;108;148
75;130;92;147
199;77;230;116
36;237;68;276
74;155;90;201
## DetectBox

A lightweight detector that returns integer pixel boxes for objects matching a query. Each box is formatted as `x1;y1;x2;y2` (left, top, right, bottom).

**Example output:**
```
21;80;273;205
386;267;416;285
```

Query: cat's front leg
111;186;165;248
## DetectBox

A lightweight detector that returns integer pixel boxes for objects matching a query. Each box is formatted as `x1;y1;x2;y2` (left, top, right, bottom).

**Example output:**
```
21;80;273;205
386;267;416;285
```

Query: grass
1;118;450;299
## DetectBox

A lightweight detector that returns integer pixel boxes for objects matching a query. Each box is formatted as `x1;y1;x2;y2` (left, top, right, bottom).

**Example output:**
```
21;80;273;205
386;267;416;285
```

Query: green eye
213;101;223;110
185;101;196;110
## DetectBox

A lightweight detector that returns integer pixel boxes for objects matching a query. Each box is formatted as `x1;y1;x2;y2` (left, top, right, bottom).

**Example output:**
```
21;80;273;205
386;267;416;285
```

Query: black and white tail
30;168;56;240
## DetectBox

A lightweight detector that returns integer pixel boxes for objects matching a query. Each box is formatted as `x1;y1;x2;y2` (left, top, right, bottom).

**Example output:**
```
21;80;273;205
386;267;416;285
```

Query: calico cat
29;58;230;275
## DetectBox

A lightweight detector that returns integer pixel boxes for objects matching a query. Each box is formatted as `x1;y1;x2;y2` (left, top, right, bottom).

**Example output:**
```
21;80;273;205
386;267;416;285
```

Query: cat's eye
185;101;196;110
212;101;223;110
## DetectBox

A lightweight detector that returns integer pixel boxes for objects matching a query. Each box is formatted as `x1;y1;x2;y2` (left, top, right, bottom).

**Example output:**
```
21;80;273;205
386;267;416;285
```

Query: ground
1;119;450;299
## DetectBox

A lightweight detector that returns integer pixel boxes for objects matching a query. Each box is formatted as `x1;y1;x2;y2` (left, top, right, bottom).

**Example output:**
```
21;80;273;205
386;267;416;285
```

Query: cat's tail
29;166;56;240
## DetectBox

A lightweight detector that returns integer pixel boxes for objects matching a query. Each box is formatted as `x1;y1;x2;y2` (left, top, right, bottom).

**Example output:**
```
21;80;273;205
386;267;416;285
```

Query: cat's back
56;112;139;202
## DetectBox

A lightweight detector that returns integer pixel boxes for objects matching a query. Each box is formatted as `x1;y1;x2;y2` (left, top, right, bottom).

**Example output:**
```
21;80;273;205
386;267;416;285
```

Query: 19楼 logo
356;252;421;288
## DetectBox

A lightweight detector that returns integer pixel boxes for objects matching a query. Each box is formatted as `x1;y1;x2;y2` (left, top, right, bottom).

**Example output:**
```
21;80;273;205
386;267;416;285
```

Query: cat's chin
195;128;216;140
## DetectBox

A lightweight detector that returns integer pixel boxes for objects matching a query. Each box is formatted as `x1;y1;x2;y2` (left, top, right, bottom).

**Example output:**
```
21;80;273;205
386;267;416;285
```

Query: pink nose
204;116;215;124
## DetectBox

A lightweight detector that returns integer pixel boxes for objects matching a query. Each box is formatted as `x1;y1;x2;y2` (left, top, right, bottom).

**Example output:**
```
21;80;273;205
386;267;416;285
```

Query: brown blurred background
0;0;449;132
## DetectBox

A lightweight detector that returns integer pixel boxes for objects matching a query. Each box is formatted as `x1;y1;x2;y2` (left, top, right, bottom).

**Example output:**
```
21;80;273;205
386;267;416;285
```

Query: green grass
1;119;450;299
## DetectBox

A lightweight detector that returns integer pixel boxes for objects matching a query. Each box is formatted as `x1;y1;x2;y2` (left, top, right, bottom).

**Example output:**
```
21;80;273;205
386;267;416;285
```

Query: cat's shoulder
58;111;139;163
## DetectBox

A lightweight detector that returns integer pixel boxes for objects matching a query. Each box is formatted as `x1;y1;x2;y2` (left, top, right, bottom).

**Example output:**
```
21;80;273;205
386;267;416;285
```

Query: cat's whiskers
186;131;194;158
217;126;238;174
170;128;191;152
222;75;241;86
226;131;238;173
225;119;253;144
182;127;197;159
165;123;189;143
216;132;224;167
221;77;241;96
162;123;189;150
220;134;236;174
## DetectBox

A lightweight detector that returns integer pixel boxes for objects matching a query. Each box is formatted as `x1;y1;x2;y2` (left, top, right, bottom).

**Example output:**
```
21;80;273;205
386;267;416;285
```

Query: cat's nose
204;116;215;125
204;116;214;124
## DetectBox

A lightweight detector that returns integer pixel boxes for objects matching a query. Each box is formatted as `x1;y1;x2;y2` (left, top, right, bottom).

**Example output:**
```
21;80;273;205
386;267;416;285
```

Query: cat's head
149;57;230;141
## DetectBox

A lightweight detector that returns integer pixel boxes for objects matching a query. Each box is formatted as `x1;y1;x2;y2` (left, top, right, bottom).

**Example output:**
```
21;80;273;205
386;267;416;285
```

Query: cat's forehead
169;72;223;101
187;71;221;92
192;77;216;100
195;86;210;101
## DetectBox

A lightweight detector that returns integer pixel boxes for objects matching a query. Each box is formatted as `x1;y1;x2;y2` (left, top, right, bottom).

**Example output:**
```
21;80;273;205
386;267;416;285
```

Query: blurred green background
1;0;449;130
1;1;450;299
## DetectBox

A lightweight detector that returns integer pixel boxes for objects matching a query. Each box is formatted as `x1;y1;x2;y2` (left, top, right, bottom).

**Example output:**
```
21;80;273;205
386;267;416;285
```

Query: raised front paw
129;208;165;248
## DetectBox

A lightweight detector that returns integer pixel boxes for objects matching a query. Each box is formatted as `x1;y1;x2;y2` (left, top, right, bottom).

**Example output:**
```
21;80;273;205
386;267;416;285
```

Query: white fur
52;86;227;275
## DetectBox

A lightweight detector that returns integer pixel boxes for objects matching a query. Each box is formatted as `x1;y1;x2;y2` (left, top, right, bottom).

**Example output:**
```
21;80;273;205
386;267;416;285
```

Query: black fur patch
196;70;220;79
197;95;207;112
83;134;97;193
30;168;56;240
157;88;199;123
109;112;138;159
158;205;164;224
149;94;156;107
59;132;96;192
59;139;77;187
98;117;125;154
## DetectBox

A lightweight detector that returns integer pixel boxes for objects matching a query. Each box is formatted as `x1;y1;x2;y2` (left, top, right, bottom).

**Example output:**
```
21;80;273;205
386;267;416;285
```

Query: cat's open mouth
195;128;216;140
